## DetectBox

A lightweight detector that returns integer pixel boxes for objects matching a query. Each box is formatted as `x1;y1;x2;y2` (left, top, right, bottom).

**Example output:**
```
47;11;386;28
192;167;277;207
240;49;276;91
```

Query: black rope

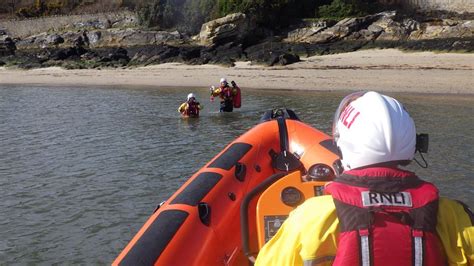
413;149;428;168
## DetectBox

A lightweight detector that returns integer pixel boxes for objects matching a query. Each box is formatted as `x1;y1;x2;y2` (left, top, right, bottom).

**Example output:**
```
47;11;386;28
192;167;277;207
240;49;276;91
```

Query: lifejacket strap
358;229;371;266
412;229;424;266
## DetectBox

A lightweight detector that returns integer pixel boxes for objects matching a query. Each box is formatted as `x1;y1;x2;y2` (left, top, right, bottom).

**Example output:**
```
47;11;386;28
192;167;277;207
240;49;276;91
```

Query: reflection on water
0;85;472;264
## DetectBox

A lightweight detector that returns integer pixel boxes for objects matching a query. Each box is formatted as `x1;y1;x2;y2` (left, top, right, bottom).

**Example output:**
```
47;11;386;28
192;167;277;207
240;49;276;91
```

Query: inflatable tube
113;109;340;265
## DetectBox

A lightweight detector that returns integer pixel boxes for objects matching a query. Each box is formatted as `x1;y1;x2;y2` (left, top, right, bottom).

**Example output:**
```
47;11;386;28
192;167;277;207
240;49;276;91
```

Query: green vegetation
3;0;126;18
137;0;218;32
16;0;65;17
317;0;375;19
135;0;324;31
3;0;381;32
216;0;318;28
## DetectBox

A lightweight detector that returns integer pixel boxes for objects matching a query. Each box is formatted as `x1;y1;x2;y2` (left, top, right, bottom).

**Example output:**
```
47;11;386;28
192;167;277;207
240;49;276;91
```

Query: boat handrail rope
259;108;300;123
271;117;302;172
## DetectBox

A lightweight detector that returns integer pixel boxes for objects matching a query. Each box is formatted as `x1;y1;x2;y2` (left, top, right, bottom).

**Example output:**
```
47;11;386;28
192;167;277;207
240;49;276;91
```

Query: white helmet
220;78;227;84
333;91;416;170
187;93;196;101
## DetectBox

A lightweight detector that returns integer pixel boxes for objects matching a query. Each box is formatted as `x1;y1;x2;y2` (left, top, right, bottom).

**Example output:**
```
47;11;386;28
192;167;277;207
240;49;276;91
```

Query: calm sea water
0;85;472;264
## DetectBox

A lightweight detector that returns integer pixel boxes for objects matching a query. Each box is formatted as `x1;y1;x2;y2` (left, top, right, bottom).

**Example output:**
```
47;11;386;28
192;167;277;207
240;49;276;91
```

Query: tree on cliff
137;0;218;33
317;0;377;19
136;0;322;32
217;0;318;28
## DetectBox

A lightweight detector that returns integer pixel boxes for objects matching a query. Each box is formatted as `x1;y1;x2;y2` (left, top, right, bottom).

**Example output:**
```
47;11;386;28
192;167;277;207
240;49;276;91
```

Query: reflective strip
360;235;370;266
414;236;423;266
303;256;335;266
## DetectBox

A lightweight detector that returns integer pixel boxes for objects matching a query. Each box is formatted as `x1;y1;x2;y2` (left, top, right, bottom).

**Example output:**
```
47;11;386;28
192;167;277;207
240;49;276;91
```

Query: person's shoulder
290;195;336;222
297;195;334;208
439;197;472;212
439;197;474;225
303;195;335;205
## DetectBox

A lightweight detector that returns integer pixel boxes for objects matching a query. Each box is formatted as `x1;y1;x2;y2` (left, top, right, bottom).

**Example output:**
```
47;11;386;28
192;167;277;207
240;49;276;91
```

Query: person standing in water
210;78;241;112
178;93;202;118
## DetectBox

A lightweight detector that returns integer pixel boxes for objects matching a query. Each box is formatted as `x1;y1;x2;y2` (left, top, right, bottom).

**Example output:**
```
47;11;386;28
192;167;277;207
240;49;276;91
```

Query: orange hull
113;112;339;265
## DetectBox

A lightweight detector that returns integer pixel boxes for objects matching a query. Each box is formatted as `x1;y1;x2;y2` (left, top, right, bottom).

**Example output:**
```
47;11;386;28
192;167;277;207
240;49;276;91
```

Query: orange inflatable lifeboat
113;109;340;265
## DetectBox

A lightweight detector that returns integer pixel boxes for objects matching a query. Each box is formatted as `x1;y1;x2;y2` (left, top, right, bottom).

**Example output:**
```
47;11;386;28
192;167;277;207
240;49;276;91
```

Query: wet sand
1;49;473;94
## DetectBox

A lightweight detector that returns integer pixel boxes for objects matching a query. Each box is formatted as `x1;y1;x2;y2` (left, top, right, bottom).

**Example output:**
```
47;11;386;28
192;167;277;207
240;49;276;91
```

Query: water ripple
0;85;472;264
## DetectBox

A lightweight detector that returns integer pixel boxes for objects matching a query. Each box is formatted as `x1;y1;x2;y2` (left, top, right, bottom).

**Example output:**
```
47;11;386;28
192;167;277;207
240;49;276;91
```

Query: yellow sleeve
255;196;339;266
178;103;187;113
437;197;474;265
211;87;222;97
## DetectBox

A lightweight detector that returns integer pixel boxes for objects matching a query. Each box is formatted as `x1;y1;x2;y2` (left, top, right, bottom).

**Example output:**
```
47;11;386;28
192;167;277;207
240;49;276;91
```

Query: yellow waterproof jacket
255;196;474;266
210;86;237;100
178;102;201;114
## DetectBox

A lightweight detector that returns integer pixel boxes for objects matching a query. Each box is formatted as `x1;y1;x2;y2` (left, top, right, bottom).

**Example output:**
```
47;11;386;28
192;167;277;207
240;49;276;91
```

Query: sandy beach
1;49;473;94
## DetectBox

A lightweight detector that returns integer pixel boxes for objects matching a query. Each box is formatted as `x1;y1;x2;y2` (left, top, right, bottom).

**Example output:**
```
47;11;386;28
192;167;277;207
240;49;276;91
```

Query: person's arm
255;196;339;266
210;87;221;97
437;197;474;265
254;213;303;265
178;103;187;113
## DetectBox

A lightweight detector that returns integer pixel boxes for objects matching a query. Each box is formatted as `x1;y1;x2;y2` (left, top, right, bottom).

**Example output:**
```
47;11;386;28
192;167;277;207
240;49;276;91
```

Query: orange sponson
113;118;339;266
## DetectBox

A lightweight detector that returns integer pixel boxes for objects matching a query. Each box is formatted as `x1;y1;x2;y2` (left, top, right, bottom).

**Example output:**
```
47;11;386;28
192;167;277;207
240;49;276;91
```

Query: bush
317;0;373;19
217;0;317;28
137;0;162;28
15;0;64;18
44;1;64;16
16;7;37;18
183;0;219;33
137;0;216;33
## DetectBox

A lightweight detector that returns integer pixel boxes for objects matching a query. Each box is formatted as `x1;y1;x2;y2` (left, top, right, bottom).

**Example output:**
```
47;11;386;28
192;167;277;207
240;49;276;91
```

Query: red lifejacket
233;85;241;108
325;167;447;266
184;101;200;117
220;86;233;100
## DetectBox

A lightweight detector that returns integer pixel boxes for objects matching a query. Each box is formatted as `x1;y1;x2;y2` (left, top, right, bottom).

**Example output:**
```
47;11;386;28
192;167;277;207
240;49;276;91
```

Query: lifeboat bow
114;109;340;266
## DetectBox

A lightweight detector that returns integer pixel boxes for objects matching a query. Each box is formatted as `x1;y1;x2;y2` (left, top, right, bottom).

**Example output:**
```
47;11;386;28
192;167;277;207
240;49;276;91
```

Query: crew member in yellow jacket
210;78;239;112
178;93;202;118
255;91;474;266
256;196;473;265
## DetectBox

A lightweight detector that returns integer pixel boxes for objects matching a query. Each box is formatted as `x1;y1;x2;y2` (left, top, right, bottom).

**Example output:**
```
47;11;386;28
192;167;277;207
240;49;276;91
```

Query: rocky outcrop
0;35;16;56
0;11;137;39
243;40;302;66
286;14;384;43
128;44;202;66
199;13;254;46
15;29;184;50
409;20;474;40
286;20;336;43
284;11;474;44
96;29;183;47
1;10;473;70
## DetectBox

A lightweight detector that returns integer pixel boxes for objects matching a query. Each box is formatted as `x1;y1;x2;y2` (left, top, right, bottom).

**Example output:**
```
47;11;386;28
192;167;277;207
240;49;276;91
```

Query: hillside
0;0;145;19
0;0;472;70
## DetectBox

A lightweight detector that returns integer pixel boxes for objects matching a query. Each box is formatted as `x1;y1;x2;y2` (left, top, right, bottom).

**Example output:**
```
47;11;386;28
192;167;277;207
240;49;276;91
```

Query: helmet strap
413;150;428;168
333;159;344;176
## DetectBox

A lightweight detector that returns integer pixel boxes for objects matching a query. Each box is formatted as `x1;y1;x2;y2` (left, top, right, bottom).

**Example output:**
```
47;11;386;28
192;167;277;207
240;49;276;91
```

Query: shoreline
1;49;473;94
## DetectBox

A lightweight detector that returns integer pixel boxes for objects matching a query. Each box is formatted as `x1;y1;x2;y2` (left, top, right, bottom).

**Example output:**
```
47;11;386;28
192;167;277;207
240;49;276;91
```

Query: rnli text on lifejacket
361;191;413;207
